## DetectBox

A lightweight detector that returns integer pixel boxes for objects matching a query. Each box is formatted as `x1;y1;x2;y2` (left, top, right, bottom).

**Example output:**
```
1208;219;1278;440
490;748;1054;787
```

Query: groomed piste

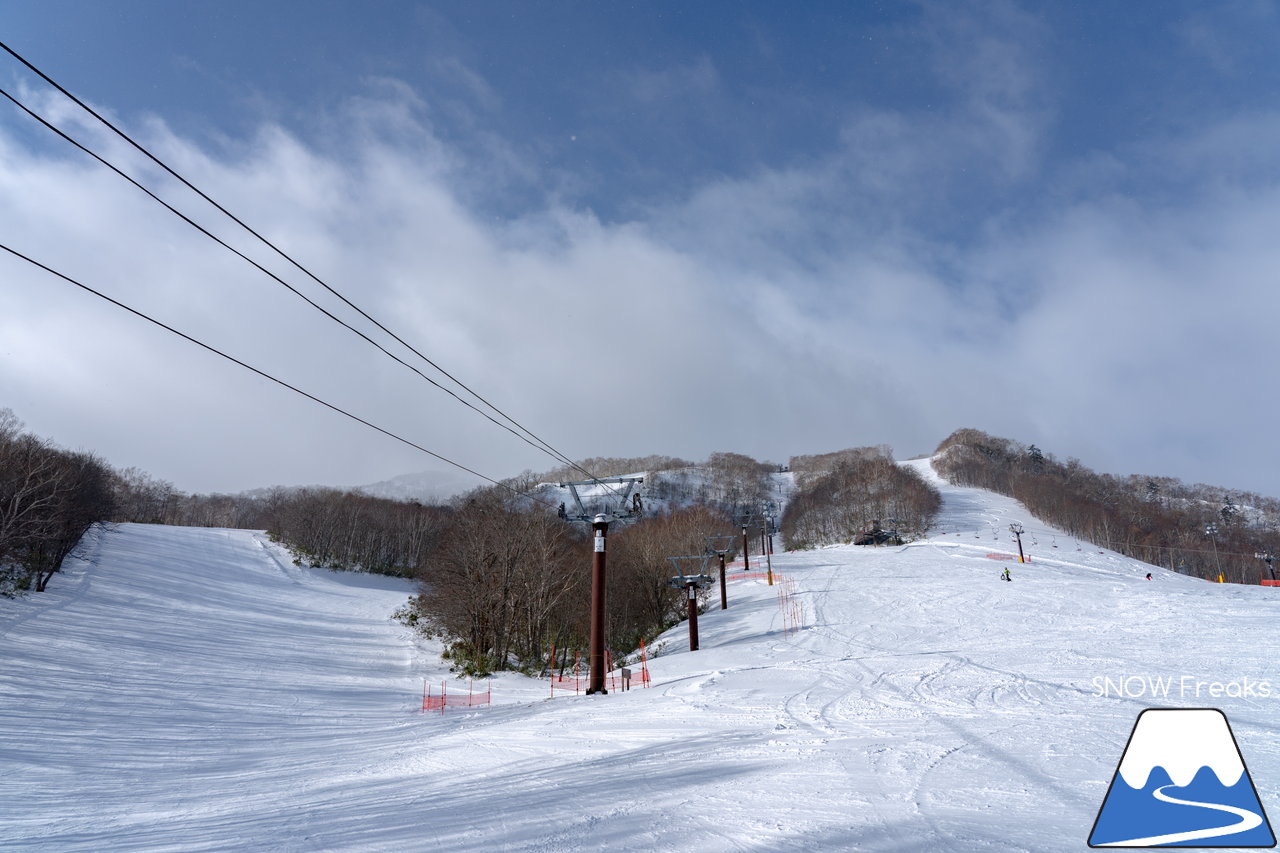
3;459;1278;851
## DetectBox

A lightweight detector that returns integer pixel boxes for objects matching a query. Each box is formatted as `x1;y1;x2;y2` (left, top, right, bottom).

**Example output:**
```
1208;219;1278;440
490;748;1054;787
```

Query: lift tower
558;476;644;695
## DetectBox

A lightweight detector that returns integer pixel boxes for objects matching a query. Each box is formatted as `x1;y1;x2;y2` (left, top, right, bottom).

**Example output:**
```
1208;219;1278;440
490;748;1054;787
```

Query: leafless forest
933;428;1280;584
6;405;1277;670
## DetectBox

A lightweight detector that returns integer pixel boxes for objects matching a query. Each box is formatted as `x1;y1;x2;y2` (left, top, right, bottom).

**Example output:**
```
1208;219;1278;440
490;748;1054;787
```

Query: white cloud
2;13;1279;500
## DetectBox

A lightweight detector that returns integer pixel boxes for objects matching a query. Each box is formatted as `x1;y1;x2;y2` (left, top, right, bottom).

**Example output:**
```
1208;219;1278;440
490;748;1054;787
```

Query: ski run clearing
3;458;1279;852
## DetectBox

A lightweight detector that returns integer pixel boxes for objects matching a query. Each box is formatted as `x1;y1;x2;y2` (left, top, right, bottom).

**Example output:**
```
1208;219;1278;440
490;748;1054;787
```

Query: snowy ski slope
3;459;1278;851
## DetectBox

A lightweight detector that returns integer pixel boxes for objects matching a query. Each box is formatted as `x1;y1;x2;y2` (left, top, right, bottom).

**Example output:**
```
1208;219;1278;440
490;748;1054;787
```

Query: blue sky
2;1;1279;498
20;1;1276;221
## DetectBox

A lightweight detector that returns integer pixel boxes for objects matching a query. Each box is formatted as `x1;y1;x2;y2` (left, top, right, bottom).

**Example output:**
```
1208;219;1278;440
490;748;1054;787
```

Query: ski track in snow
3;460;1280;851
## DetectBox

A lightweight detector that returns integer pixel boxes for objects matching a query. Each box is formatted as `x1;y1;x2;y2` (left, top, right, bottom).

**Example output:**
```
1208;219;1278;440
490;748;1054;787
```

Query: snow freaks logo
1093;675;1273;701
1088;708;1275;848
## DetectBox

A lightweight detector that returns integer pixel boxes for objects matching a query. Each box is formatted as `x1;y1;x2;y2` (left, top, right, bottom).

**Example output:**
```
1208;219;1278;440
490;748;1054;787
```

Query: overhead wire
0;82;584;473
945;520;1273;564
0;38;626;498
0;241;561;511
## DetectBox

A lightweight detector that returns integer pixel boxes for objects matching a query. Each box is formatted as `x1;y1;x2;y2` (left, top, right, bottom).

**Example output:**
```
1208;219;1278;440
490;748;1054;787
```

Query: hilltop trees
701;452;774;517
788;445;895;485
933;428;1280;584
572;451;778;521
781;447;941;549
538;455;692;484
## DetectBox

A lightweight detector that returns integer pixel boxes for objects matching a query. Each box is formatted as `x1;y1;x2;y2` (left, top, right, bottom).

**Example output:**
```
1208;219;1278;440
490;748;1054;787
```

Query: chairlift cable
0;39;624;499
0;82;593;476
0;241;558;512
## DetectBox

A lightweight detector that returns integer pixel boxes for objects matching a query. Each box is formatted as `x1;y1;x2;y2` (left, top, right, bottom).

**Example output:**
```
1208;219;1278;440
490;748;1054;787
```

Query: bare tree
413;492;581;674
0;411;115;594
782;454;940;549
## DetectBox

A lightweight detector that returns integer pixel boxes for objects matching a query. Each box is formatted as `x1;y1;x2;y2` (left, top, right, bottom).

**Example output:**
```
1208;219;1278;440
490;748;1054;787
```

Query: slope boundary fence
726;568;806;636
548;643;651;696
421;679;491;715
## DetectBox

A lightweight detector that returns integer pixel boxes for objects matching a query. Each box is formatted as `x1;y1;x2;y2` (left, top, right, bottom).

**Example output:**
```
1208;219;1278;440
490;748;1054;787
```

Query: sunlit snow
3;459;1278;851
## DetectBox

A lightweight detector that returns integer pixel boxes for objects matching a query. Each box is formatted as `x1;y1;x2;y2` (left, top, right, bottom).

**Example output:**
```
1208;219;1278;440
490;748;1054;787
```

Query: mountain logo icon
1089;708;1275;847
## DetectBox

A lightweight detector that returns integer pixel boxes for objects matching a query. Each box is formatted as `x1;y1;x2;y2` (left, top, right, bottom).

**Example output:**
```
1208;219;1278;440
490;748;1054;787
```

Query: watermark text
1092;675;1272;700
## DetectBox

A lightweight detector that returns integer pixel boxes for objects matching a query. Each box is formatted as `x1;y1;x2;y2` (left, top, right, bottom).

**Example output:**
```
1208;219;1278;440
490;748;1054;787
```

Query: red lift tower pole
668;555;713;652
705;535;736;611
717;552;727;609
557;476;643;698
587;515;608;694
685;582;700;651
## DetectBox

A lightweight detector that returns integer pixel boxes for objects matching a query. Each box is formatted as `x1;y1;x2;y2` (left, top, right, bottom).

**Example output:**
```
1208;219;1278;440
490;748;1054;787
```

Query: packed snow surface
3;459;1278;851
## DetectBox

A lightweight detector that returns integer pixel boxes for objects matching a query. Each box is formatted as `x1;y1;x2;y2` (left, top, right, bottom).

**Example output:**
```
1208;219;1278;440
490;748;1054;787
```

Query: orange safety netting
421;679;491;715
547;643;651;695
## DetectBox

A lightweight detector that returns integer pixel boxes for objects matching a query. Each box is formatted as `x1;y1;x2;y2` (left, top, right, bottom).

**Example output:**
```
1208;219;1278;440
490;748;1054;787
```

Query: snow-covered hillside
354;468;486;503
536;465;795;522
3;462;1278;851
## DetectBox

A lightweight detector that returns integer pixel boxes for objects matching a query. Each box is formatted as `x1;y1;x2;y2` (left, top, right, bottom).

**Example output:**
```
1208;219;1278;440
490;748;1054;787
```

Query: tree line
1;407;460;595
0;409;115;595
120;452;755;675
933;428;1280;584
6;406;1032;677
781;446;941;549
2;409;755;676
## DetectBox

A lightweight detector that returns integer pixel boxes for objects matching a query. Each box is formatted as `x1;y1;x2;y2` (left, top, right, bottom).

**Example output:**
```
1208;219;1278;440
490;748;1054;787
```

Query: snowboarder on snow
1002;568;1012;582
1146;572;1152;580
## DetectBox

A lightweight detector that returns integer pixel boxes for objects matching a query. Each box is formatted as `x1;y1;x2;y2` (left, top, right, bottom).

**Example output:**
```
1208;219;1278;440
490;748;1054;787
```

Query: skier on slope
1002;567;1012;582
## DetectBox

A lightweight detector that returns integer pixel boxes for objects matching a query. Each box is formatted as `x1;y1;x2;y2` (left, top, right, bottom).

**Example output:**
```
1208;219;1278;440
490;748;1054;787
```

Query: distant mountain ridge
353;469;486;503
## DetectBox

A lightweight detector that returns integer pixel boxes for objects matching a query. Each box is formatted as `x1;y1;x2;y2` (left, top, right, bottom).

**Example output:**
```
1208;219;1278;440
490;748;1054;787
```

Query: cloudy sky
2;1;1278;497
